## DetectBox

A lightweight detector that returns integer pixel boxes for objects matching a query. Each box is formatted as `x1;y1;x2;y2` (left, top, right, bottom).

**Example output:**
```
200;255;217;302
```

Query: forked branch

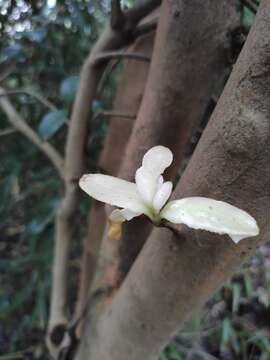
0;88;64;179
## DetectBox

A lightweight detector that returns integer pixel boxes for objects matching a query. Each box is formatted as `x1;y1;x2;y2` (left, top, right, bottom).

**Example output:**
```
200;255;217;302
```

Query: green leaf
3;43;23;60
60;76;79;103
244;273;253;298
24;27;47;43
221;318;233;351
232;283;241;313
166;344;182;360
0;351;24;360
242;7;254;31
249;334;270;353
92;99;104;112
38;110;67;140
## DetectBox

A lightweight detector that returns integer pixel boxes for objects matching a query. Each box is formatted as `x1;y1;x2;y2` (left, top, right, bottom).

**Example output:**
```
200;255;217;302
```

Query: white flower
79;146;259;244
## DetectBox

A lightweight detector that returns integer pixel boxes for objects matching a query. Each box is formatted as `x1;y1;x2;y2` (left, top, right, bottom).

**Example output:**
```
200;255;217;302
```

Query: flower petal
79;174;146;214
135;167;155;204
153;181;173;212
157;176;164;190
109;208;142;223
142;146;173;173
135;146;173;204
161;197;259;243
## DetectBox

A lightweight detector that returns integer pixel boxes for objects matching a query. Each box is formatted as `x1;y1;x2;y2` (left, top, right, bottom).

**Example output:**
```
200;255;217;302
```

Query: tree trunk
76;0;246;359
75;31;155;319
77;1;270;359
88;0;239;301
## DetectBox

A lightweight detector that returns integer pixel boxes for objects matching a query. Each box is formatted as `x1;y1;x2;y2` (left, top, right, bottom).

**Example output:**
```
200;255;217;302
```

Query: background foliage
1;1;267;359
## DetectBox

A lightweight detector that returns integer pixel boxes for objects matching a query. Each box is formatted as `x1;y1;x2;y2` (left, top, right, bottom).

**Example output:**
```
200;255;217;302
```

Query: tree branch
111;0;125;30
74;31;154;339
0;89;63;113
0;60;16;83
133;16;158;38
93;110;136;123
0;88;64;179
86;0;239;315
125;0;161;29
0;127;17;137
97;58;121;96
47;0;161;356
93;50;151;64
79;1;270;358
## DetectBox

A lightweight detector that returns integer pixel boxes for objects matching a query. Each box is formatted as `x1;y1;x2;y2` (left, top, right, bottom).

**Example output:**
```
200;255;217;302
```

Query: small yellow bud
108;221;122;240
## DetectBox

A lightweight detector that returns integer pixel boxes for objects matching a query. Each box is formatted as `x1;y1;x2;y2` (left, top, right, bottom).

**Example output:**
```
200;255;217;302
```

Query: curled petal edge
161;197;259;244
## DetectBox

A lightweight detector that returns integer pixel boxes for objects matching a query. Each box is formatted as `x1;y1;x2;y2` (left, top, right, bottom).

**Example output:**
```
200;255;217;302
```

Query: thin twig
0;90;60;113
93;110;136;123
0;127;17;137
98;16;158;96
133;16;159;38
0;61;16;83
97;16;157;94
92;51;151;65
0;88;65;179
97;58;121;96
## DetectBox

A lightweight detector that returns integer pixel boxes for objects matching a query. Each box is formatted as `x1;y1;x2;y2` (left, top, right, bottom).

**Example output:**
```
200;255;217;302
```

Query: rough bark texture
75;32;154;319
77;1;270;359
89;0;238;302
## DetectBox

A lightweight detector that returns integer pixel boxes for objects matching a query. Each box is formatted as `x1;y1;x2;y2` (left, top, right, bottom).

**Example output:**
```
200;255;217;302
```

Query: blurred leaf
232;283;241;313
165;344;182;360
24;28;47;43
221;318;233;350
60;76;79;104
0;275;36;319
242;7;254;31
26;216;53;235
257;288;270;308
0;352;24;360
261;354;270;360
244;273;253;298
92;99;104;112
221;318;240;355
2;44;23;60
38;110;67;140
249;334;270;353
0;253;51;273
231;331;240;354
34;281;47;328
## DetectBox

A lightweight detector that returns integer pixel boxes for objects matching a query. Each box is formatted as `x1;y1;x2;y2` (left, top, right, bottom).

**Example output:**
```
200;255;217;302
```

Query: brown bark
75;31;155;320
78;1;270;359
90;0;239;298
